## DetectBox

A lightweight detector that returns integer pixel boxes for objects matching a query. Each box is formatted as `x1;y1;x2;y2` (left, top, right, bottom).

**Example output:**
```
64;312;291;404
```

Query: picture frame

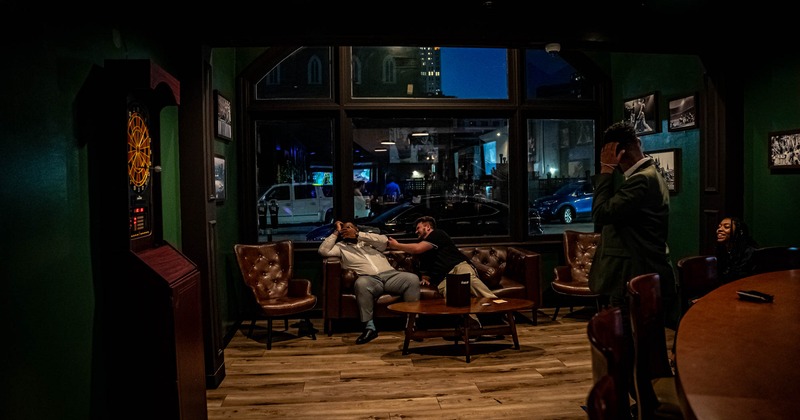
215;90;232;141
648;148;680;194
214;154;226;201
623;92;658;136
668;93;698;132
768;129;800;170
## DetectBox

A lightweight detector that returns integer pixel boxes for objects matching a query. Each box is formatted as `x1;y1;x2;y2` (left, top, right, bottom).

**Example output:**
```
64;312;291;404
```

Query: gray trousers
354;270;420;323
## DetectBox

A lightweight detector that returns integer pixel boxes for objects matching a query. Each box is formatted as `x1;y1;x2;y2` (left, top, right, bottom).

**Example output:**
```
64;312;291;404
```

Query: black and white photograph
768;129;800;169
624;92;658;136
214;155;226;201
215;90;232;141
668;93;698;131
649;148;680;193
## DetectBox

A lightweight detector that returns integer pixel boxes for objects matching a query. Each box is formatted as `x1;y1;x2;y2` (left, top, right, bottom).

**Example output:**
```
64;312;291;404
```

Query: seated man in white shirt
318;220;421;344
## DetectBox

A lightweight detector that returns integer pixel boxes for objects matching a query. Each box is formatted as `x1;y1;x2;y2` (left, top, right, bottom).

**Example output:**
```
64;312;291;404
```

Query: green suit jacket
588;159;680;326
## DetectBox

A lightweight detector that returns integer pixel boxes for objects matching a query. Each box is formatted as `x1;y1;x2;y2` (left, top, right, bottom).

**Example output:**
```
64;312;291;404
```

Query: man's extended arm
387;237;433;254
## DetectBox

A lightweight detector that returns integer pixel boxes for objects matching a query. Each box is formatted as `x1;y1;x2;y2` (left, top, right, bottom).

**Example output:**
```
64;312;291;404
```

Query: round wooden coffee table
388;297;534;363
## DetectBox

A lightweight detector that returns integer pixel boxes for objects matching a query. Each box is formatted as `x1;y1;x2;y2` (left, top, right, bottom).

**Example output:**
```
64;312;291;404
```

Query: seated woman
716;216;758;283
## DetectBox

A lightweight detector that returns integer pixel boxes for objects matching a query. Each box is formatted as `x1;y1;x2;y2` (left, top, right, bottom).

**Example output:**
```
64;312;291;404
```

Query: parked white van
258;183;334;227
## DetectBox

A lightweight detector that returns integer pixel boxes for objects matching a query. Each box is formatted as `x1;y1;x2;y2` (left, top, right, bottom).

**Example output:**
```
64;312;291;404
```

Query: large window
246;46;604;244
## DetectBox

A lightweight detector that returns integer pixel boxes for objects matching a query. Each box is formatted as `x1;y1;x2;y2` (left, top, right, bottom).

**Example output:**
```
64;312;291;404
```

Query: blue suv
532;180;593;224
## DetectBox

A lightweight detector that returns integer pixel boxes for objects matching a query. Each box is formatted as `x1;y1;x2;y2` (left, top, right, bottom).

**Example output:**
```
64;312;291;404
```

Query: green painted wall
211;47;244;335
743;55;800;247
608;53;705;262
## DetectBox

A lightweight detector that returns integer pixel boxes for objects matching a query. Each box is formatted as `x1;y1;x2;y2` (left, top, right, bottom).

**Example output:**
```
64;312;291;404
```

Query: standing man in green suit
589;121;680;418
589;121;679;327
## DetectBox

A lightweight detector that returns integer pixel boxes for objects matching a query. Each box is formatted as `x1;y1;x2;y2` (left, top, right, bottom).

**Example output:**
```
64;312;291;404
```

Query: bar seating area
323;245;543;334
10;6;800;419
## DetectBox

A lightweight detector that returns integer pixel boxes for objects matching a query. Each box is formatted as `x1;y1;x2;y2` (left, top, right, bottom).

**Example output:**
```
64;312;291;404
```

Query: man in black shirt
387;216;497;326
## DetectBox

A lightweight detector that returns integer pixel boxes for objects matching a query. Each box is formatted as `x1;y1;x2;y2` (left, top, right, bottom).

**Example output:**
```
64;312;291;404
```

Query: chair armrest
323;257;343;319
554;265;572;283
287;278;313;297
507;246;542;306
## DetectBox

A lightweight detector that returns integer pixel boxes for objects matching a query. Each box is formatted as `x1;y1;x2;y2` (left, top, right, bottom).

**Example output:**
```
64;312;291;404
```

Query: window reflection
350;117;510;239
255;47;332;99
527;119;595;233
351;47;508;99
255;119;334;237
248;45;603;243
525;49;593;100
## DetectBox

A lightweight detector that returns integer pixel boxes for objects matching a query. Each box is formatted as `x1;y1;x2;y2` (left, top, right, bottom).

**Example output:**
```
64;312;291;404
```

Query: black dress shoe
355;329;378;344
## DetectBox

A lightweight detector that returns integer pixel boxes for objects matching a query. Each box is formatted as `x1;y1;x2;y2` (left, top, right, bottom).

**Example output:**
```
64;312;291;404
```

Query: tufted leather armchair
234;241;318;349
551;230;602;321
323;245;541;334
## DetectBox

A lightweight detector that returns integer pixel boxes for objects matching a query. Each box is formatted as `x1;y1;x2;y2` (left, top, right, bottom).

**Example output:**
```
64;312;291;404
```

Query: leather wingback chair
234;241;318;349
676;255;718;317
551;230;602;320
587;307;632;419
627;273;683;419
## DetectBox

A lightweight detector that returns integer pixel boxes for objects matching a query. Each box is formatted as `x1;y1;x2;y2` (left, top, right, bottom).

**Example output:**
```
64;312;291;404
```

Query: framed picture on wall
649;148;680;193
768;129;800;170
623;92;658;136
214;154;226;201
215;90;232;141
668;93;698;132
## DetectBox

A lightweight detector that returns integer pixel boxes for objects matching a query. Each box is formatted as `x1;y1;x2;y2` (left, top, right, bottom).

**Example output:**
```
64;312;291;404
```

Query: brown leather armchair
234;241;318;349
676;255;718;316
323;245;542;334
551;230;602;321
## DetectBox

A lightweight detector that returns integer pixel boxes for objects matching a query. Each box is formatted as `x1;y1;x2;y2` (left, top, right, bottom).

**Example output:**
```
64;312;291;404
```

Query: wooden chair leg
305;318;317;340
248;319;257;337
552;303;562;321
266;318;273;350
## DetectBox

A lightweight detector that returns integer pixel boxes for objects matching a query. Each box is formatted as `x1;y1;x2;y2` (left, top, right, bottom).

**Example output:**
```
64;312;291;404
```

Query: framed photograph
215;90;232;141
624;92;658;136
214;155;226;201
649;148;680;194
768;129;800;170
668;93;698;132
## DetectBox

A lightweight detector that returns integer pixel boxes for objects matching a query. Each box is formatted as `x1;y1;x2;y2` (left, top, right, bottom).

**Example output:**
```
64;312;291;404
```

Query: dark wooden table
675;269;800;419
388;297;534;363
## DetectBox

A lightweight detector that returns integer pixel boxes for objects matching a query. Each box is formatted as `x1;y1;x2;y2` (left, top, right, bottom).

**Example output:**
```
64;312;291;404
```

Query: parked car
531;180;593;224
258;183;334;229
306;195;535;241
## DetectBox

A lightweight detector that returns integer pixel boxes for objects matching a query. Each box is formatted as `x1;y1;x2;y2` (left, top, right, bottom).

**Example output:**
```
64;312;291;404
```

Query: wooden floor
206;308;614;420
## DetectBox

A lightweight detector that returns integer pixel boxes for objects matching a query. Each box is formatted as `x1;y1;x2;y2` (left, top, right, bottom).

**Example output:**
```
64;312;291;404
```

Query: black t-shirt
417;229;469;284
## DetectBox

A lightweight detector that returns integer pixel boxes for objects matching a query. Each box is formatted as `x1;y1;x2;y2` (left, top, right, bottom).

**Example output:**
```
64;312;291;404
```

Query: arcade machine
88;59;207;418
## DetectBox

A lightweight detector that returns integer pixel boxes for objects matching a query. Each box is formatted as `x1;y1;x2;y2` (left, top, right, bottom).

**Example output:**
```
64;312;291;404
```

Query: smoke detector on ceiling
545;43;561;54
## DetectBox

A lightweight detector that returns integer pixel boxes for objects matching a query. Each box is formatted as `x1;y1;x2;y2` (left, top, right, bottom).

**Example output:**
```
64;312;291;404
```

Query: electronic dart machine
91;59;207;419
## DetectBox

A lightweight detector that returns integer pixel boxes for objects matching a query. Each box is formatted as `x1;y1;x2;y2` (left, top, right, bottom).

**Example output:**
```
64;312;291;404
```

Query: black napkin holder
446;273;471;307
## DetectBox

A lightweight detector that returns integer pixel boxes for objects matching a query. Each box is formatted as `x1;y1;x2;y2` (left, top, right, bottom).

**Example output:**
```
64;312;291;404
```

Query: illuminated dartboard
127;110;152;193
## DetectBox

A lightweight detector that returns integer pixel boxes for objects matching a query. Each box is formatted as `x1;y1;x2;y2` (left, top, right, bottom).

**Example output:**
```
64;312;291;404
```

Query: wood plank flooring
206;308;635;420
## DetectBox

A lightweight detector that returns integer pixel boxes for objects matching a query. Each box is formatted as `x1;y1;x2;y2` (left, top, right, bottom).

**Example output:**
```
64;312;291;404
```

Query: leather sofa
322;245;542;334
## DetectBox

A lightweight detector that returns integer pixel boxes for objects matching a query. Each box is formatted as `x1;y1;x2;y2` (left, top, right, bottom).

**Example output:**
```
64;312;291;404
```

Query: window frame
237;45;611;248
